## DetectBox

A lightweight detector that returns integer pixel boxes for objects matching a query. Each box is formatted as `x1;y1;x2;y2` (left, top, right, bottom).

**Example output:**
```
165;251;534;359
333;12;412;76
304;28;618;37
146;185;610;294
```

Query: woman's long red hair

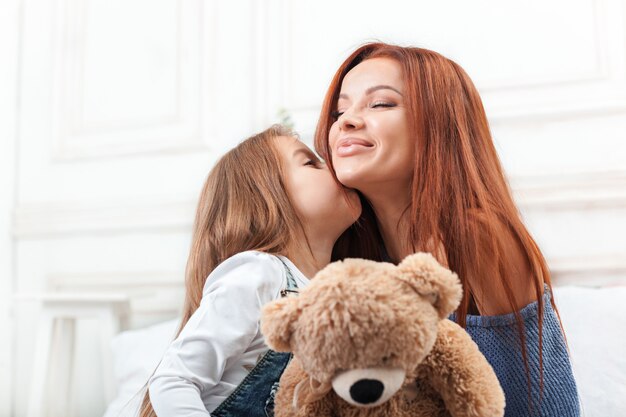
315;43;564;412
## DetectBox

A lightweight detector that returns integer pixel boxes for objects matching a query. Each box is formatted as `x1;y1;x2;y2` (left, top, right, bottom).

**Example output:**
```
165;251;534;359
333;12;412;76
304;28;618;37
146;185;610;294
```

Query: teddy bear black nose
349;379;384;404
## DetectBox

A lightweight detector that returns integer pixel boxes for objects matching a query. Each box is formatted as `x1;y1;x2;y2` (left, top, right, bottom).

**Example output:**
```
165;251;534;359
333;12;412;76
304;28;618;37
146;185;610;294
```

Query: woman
314;43;581;416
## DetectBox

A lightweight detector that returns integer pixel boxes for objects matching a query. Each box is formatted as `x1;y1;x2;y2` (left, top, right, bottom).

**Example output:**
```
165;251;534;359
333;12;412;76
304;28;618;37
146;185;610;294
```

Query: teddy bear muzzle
331;367;406;408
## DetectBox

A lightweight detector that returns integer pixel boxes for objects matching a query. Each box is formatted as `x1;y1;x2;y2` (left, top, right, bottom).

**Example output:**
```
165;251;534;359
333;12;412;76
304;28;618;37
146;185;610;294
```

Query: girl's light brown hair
139;124;303;417
314;42;561;412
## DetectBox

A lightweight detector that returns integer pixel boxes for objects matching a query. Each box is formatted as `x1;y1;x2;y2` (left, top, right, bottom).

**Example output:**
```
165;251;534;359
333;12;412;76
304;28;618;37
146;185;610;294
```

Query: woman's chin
335;170;367;191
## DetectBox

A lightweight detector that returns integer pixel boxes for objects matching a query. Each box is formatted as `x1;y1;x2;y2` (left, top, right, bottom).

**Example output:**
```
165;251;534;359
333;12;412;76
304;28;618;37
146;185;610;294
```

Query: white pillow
552;285;626;417
103;319;179;417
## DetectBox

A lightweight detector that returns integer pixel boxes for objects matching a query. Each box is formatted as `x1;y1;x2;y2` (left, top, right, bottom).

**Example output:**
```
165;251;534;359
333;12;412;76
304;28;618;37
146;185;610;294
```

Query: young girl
139;125;361;417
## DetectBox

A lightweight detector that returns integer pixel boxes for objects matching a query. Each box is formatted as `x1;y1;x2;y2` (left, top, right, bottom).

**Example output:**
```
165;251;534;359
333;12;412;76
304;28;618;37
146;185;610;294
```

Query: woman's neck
364;188;413;264
365;188;449;268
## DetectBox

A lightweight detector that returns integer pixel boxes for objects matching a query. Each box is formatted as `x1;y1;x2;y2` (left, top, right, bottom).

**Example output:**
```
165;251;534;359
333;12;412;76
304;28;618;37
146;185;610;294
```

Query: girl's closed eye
304;158;320;167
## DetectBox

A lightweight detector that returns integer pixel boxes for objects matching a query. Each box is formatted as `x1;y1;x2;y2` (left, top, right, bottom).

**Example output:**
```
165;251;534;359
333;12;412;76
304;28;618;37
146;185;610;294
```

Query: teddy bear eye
382;354;396;364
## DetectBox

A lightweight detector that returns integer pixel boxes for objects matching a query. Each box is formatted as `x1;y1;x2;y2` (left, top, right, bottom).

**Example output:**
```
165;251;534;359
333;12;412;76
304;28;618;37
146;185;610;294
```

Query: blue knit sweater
449;284;581;417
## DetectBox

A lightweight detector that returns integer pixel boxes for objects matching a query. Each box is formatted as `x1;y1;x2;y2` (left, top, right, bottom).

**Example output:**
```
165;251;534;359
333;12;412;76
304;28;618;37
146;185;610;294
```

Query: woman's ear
396;252;463;319
260;296;300;352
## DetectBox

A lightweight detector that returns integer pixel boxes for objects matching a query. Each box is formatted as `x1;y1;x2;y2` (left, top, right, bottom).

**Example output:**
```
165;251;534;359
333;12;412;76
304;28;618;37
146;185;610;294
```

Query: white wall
3;0;626;416
0;0;20;415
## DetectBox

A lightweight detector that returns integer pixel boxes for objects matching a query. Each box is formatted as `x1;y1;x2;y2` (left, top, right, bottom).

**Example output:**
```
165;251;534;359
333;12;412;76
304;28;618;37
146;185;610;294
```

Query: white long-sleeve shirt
148;251;309;416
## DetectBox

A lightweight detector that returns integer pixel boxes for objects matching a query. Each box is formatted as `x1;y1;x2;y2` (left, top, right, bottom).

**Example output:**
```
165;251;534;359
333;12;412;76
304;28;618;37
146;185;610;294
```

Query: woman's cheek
328;124;339;152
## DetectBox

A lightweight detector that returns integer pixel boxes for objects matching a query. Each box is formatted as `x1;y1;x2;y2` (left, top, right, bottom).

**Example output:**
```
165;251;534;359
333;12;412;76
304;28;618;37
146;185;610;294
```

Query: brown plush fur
261;252;505;417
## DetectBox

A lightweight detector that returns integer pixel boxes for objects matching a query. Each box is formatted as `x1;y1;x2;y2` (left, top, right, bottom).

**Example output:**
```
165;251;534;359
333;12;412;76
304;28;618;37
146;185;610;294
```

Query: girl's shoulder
202;250;287;298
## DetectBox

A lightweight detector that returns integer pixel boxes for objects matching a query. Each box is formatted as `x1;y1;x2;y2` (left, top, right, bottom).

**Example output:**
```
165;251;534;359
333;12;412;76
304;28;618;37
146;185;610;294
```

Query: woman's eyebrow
339;85;403;100
366;85;403;96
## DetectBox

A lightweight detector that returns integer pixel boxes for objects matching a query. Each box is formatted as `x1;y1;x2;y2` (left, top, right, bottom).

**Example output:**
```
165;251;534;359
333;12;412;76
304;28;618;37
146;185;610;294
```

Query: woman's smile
335;137;375;157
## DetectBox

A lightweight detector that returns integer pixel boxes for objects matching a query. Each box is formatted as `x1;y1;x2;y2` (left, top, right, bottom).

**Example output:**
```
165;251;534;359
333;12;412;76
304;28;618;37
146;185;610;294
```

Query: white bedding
102;286;626;417
103;319;179;417
552;285;626;415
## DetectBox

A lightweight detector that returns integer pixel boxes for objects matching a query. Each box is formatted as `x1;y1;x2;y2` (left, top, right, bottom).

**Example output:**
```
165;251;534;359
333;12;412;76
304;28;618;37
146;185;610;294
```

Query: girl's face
276;136;361;239
328;58;415;191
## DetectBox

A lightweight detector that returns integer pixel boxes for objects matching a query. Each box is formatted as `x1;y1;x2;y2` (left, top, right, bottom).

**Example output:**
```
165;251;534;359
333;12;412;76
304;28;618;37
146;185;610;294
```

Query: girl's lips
336;138;374;157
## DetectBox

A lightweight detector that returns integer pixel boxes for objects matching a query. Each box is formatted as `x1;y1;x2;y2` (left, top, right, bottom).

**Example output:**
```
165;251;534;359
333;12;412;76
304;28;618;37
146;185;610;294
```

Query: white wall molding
549;254;626;287
478;0;609;93
12;170;626;238
512;170;626;210
47;271;184;324
49;0;213;161
13;197;196;238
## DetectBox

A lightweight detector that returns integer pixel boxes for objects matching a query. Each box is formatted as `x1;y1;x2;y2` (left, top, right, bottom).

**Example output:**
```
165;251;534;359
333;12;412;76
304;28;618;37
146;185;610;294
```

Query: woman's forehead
341;57;403;93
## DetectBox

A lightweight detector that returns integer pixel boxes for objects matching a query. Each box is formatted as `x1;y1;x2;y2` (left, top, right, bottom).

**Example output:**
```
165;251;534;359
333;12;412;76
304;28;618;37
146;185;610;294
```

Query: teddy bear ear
396;252;463;319
260;296;300;352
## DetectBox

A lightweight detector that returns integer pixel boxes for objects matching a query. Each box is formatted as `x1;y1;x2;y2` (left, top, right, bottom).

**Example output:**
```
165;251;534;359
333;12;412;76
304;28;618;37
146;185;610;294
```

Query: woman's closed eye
371;101;396;109
331;102;396;119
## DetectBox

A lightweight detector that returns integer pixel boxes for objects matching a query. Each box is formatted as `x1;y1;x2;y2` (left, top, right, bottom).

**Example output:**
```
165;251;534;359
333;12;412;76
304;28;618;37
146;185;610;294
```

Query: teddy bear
260;252;505;417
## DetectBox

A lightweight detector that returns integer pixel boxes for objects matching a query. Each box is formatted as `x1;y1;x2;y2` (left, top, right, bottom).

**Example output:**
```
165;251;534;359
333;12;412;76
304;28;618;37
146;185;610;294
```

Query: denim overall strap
211;257;298;417
277;257;299;297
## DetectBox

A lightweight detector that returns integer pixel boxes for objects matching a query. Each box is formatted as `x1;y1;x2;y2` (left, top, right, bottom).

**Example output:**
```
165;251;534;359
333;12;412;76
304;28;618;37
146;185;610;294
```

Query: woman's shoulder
203;250;286;297
449;284;556;329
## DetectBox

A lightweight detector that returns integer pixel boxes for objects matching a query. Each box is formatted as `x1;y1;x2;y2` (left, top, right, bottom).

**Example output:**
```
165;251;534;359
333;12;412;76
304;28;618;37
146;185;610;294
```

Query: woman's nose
339;111;364;130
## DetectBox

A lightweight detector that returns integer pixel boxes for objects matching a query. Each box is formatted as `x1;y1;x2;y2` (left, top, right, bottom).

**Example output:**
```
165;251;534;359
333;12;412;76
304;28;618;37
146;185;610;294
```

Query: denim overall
211;258;299;417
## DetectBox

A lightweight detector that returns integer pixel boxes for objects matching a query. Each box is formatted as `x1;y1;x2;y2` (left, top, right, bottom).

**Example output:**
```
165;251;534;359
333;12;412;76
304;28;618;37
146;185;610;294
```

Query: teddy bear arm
274;358;336;417
419;320;505;417
274;358;305;417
